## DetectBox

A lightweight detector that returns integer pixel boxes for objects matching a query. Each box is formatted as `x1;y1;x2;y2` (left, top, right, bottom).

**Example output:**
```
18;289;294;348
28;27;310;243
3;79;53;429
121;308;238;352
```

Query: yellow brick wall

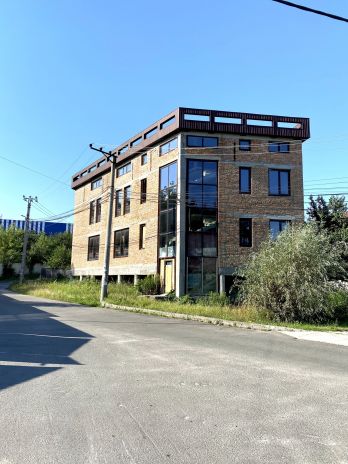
71;142;179;276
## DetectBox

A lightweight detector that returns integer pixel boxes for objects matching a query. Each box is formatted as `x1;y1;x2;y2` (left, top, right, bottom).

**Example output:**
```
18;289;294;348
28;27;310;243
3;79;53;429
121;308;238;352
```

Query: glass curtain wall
159;162;177;257
186;160;218;294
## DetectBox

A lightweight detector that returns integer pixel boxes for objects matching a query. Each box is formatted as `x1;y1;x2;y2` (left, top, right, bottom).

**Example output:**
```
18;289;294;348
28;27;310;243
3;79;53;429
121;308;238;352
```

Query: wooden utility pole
19;195;37;284
89;144;117;302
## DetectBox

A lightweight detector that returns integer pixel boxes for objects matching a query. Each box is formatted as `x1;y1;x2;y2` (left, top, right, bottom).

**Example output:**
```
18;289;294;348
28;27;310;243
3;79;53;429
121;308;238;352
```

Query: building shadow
0;291;93;391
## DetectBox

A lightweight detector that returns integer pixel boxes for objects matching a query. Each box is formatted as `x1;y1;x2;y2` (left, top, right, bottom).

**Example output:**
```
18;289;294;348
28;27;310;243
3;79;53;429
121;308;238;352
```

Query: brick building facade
71;107;310;296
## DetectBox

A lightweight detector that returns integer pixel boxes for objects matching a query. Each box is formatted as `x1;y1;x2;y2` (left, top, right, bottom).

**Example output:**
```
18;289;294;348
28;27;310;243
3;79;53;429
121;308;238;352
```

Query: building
0;218;73;235
71;107;310;296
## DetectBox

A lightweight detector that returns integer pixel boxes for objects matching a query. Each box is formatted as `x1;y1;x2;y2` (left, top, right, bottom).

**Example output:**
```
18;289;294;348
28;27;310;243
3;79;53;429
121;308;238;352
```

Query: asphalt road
0;284;347;464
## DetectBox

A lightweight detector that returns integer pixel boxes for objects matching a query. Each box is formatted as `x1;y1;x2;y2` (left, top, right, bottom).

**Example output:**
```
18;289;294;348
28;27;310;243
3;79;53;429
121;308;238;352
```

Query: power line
272;0;348;23
0;154;70;187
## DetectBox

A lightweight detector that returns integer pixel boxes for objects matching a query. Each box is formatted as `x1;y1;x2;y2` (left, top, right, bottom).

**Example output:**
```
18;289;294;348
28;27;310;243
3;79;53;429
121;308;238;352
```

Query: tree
28;232;72;270
238;224;344;323
307;195;348;231
0;226;24;276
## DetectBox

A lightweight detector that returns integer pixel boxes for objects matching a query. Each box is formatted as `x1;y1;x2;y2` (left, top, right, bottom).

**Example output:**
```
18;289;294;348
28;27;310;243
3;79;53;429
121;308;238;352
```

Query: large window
159;162;177;257
89;198;101;224
160;138;178;156
87;235;100;260
239;167;251;194
187;160;218;294
114;228;129;257
187;135;218;148
117;162;131;177
269;169;290;196
239;218;252;247
124;186;131;214
268;142;290;153
270;220;290;239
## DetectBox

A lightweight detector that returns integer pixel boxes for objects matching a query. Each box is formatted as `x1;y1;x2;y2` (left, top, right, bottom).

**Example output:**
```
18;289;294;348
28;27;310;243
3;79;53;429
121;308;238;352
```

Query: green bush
327;290;348;323
196;291;229;307
238;224;345;323
178;294;194;305
136;274;161;295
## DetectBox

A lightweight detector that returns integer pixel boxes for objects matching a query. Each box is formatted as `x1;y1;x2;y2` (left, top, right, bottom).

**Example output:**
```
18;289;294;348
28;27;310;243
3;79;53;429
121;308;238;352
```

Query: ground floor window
187;257;216;295
87;235;100;261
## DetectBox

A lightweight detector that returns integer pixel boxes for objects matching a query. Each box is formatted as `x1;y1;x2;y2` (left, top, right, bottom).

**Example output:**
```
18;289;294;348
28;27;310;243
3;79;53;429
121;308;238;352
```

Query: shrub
196;291;229;307
327;290;348;323
178;294;194;305
137;274;161;295
238;224;345;323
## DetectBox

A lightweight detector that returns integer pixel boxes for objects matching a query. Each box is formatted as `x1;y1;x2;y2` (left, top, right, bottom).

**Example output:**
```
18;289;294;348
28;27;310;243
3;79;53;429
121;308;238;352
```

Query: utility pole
89;144;117;303
19;195;37;284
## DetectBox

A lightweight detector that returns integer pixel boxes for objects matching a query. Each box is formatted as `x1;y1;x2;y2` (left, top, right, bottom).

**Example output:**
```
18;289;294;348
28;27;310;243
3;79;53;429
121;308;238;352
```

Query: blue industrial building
0;218;73;235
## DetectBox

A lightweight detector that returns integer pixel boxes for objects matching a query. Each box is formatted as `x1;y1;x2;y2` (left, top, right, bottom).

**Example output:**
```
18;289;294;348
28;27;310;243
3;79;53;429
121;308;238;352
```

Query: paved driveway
0;285;347;464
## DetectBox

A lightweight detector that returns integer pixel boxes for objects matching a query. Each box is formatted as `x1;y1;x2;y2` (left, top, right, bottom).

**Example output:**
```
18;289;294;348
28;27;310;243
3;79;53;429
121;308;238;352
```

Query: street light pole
89;144;117;303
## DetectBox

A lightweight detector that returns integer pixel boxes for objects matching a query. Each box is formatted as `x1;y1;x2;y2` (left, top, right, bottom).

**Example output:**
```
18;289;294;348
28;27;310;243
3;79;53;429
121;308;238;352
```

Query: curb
101;301;299;333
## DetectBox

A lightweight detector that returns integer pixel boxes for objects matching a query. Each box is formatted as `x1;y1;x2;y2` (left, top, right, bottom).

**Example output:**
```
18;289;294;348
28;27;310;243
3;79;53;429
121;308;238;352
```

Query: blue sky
0;0;347;221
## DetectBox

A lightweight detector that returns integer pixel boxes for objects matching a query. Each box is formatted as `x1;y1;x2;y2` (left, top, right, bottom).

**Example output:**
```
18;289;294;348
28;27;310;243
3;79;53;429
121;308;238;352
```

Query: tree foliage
0;228;72;274
307;195;348;231
238;224;345;323
0;227;24;275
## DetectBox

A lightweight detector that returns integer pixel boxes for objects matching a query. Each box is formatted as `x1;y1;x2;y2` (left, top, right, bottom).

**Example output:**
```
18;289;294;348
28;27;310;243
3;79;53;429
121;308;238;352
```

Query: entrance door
164;260;173;293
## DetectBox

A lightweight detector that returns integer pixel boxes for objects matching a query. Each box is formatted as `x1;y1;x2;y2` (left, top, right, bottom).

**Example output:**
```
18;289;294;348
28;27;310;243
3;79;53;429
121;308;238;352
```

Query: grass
10;279;348;332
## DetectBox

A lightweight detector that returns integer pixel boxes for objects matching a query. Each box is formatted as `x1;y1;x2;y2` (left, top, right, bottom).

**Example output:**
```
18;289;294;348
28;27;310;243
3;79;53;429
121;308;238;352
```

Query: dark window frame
91;178;102;190
124;186;131;214
114;228;129;258
141;153;148;165
87;235;100;261
140;178;147;204
186;135;219;148
89;200;96;225
268;141;290;153
239;167;251;194
268;169;291;196
117;162;132;177
239;218;252;247
139;223;146;249
159;161;178;258
269;219;291;239
115;189;122;217
239;139;251;151
159;137;178;156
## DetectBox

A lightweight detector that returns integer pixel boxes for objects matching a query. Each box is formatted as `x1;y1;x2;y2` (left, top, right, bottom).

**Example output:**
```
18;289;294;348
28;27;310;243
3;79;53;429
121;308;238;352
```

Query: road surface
0;284;347;464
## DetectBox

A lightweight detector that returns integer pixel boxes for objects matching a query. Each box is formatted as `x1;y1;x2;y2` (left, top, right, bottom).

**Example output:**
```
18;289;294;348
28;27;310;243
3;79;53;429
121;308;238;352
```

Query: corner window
269;169;290;196
114;228;129;257
91;178;102;190
239;167;251;194
268;142;290;153
270;220;290;239
240;218;252;247
160;138;178;156
239;140;251;151
187;136;218;148
140;178;147;204
159;162;177;257
87;235;100;260
117;162;131;177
